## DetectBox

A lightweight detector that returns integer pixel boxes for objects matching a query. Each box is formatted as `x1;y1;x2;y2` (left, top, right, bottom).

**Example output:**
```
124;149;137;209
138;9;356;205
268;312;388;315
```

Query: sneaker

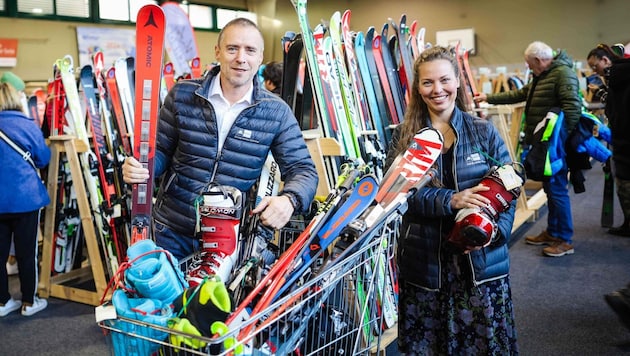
21;297;47;316
542;241;575;257
6;259;18;276
525;230;561;246
0;298;22;317
605;288;630;330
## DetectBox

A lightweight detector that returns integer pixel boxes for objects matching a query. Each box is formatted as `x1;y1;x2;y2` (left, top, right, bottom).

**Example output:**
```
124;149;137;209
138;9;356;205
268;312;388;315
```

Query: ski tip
417;127;444;144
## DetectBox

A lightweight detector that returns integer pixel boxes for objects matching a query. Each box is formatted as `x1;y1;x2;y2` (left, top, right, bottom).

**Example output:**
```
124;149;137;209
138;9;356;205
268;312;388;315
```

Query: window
18;0;54;15
216;8;256;29
128;0;155;23
99;0;156;22
3;1;254;31
99;0;128;21
187;4;212;29
57;0;89;18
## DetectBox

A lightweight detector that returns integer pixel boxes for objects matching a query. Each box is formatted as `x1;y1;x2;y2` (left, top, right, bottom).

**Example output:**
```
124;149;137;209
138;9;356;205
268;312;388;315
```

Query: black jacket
153;67;318;237
606;58;630;179
390;108;516;290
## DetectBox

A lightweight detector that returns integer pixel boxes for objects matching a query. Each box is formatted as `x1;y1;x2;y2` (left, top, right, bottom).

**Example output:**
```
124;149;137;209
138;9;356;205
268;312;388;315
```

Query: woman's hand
450;184;491;210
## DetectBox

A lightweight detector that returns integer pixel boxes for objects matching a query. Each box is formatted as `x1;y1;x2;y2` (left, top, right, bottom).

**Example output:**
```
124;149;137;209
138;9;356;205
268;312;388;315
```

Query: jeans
153;220;199;263
542;160;573;243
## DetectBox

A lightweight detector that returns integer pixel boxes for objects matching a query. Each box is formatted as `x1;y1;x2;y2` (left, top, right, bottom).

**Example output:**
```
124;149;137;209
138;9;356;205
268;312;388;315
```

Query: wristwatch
282;192;300;211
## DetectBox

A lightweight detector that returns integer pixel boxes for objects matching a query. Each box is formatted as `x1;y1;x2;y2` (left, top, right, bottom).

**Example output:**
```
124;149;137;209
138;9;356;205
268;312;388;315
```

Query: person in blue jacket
122;18;318;270
386;46;518;355
0;82;50;316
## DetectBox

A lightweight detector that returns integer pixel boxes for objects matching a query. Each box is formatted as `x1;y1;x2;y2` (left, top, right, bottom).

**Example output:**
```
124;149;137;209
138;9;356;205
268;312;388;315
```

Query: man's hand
251;195;294;230
122;156;150;184
473;92;488;103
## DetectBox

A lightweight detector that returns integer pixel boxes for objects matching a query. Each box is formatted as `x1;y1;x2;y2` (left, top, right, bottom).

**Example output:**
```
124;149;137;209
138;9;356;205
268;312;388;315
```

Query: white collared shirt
208;76;253;152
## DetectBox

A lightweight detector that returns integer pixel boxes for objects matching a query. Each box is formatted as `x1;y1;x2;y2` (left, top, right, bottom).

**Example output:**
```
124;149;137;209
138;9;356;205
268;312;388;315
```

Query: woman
586;44;630;237
586;44;620;103
385;46;518;354
0;82;50;316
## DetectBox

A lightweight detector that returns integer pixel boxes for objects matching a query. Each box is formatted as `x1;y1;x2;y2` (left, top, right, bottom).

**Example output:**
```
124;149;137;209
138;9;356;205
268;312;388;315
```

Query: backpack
523;108;565;181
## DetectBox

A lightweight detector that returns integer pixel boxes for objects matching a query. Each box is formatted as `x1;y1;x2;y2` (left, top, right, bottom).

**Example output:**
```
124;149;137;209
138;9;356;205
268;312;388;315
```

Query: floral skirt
398;255;518;355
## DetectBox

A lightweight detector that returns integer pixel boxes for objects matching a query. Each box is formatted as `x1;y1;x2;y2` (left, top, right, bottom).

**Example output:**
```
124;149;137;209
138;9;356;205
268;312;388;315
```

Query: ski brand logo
200;206;239;219
265;160;279;196
143;10;159;29
357;179;376;197
405;137;442;172
465;152;483;165
144;35;154;68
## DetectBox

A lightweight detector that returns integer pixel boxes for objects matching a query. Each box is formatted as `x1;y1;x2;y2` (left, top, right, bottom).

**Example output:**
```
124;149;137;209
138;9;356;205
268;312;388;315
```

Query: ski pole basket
98;213;401;356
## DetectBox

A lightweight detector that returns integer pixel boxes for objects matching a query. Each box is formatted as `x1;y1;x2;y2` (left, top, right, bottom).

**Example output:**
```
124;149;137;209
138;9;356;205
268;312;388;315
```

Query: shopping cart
98;213;400;356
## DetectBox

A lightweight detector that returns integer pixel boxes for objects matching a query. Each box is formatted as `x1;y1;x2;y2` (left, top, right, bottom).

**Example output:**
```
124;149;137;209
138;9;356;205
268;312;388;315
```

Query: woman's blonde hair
0;82;24;112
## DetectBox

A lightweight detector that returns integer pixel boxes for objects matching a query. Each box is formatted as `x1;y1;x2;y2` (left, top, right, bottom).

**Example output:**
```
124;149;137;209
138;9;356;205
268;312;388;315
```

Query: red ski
130;4;166;243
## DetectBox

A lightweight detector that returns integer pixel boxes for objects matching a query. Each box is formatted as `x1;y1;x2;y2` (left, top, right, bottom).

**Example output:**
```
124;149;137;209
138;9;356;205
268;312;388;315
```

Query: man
123;18;318;282
603;47;630;329
475;41;581;257
588;44;630;237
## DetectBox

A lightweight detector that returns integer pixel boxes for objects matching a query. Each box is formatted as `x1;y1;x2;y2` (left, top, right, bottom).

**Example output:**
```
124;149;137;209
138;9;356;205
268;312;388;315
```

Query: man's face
525;55;551;76
215;23;264;91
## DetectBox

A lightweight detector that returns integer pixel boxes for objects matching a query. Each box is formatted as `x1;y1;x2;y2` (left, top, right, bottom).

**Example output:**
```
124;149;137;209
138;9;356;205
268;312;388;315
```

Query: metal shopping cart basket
97;213;401;356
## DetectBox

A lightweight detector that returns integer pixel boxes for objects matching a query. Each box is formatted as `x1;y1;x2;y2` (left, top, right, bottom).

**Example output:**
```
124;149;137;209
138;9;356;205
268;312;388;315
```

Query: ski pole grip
338;168;362;193
410;168;437;193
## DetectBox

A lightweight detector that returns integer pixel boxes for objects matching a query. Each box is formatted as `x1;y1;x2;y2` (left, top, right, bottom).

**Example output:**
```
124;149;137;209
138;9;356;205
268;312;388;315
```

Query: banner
0;39;18;67
162;2;199;77
76;27;136;68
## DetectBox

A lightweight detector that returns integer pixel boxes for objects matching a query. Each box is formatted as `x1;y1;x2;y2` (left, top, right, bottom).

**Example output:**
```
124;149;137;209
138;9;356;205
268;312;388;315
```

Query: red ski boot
187;185;242;288
448;163;525;250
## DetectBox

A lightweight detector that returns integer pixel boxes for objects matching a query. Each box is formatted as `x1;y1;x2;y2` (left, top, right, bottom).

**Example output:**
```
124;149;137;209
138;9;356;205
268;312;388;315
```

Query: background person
0;82;50;317
475;41;582;257
261;61;283;96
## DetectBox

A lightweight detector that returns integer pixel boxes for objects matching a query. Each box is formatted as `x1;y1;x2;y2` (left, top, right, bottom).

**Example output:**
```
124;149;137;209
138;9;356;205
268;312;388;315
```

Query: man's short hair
525;41;553;60
217;17;264;48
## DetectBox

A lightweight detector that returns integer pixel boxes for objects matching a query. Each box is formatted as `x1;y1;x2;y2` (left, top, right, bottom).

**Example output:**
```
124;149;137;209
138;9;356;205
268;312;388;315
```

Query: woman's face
587;55;611;77
417;59;460;117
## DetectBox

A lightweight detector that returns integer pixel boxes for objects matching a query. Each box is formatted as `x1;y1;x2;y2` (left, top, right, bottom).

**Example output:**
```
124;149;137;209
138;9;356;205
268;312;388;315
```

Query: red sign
0;39;18;67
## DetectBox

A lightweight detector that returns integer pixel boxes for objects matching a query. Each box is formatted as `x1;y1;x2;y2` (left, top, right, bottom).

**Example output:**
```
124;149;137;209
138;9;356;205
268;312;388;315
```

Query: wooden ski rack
39;135;109;306
303;129;344;197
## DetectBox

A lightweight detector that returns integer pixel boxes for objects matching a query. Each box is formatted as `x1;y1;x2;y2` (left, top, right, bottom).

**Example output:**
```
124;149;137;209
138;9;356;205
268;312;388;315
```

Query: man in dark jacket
603;51;630;333
123;18;318;275
475;41;582;257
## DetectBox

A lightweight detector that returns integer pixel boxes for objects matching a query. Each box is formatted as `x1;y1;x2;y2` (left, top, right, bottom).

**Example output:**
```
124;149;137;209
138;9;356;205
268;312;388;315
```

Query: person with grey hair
122;18;318;283
475;41;582;257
